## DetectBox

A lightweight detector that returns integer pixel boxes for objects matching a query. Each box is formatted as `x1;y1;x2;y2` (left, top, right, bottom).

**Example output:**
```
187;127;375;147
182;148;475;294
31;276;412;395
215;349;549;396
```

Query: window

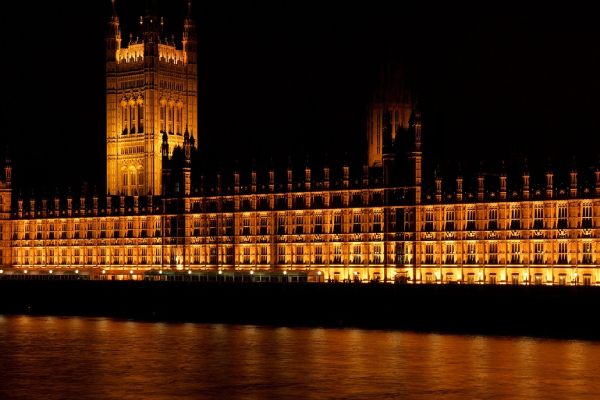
534;273;543;285
445;272;454;283
243;247;250;264
445;243;455;264
333;245;342;264
370;245;381;263
225;217;233;235
209;246;218;264
558;273;567;285
242;217;251;236
277;245;286;264
534;242;544;264
510;206;521;230
352;245;362;264
510;242;520;264
353;212;361;233
154;219;161;237
333;214;342;234
582;203;592;228
395;243;405;264
295;215;304;234
511;273;519;285
113;221;120;238
489;273;497;285
489;242;498;264
154;248;161;265
558;204;568;229
583;274;592;286
314;246;323;264
209;218;217;236
277;215;286;235
425;208;434;232
533;204;544;229
373;213;382;233
467;273;475;284
467;242;476;264
295;246;304;264
112;248;120;264
558;242;568;264
127;248;133;265
127;220;134;238
193;218;201;236
445;208;455;231
100;221;107;238
259;217;268;235
46;222;54;239
425;272;434;283
225;247;234;264
314;214;323;234
259;246;268;264
192;247;200;264
583;242;592;264
466;208;476;230
488;208;498;230
425;244;434;264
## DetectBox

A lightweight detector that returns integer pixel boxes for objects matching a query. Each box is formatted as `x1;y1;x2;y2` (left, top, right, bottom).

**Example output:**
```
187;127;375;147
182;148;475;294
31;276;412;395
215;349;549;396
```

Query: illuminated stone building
106;0;198;196
0;4;599;285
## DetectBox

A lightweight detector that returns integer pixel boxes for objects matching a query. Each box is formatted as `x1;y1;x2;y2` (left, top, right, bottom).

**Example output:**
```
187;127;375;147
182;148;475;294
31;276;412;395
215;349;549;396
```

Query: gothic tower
367;62;413;168
106;0;198;195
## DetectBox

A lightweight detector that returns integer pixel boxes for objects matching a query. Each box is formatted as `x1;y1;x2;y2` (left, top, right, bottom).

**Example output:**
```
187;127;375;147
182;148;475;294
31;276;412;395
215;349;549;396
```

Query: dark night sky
2;2;600;193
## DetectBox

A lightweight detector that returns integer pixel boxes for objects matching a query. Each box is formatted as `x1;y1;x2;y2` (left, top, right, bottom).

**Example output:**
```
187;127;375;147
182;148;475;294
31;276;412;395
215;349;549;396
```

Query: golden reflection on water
1;316;600;399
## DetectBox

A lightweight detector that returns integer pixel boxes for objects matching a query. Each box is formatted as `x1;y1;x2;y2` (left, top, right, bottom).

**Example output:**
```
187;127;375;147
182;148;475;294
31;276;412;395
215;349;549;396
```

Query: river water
1;315;599;399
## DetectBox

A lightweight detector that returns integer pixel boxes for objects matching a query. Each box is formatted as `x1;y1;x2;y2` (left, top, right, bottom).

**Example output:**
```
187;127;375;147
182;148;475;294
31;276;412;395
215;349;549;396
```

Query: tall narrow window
352;245;362;264
511;242;520;264
353;212;361;233
373;213;382;233
466;208;476;230
333;214;342;234
445;243;454;264
425;244;434;264
534;242;544;264
467;242;476;264
534;203;544;229
137;102;144;133
488;208;498;230
489;242;498;264
510;206;521;230
333;245;342;263
583;242;592;264
295;246;304;264
582;203;592;228
425;208;434;231
315;246;323;264
558;204;568;229
445;208;455;231
558;242;568;264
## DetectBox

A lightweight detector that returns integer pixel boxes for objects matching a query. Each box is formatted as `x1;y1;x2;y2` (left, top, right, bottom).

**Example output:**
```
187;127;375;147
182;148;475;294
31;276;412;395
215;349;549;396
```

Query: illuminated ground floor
0;264;598;286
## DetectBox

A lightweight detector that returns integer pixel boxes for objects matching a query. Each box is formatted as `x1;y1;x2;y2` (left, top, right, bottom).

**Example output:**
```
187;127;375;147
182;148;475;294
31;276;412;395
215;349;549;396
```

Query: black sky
2;2;600;192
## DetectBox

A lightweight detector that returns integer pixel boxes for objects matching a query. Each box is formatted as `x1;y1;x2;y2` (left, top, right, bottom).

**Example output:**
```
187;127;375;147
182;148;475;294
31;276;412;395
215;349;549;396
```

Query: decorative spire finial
187;0;192;16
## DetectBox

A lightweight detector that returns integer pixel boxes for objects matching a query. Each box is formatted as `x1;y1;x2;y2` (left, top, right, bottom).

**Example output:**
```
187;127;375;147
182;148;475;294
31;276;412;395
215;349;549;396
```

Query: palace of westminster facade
1;3;599;285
